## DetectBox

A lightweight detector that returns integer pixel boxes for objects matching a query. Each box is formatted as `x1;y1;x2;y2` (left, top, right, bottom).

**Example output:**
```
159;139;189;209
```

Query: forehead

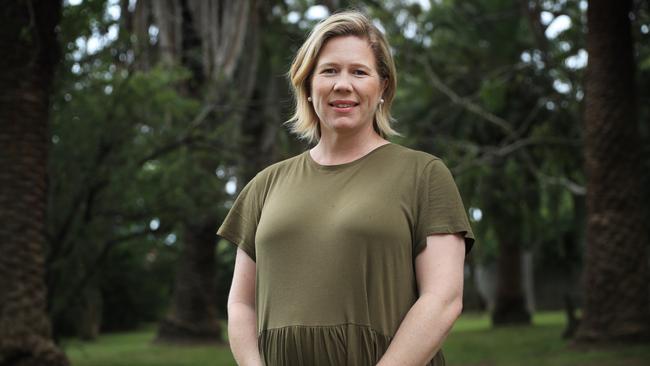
316;35;376;68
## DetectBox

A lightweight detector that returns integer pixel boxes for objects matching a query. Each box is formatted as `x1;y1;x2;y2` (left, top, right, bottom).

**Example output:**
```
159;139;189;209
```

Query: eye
353;69;368;76
321;68;336;74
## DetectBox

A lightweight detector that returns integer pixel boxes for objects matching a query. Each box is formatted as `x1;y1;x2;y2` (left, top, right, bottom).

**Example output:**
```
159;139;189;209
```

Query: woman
219;10;475;366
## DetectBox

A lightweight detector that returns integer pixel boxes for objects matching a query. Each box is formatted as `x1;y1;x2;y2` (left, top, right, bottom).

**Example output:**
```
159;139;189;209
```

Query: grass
63;324;237;366
64;312;650;366
444;312;650;366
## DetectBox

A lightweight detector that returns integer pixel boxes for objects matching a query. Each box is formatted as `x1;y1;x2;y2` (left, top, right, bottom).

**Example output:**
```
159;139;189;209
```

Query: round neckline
305;143;394;171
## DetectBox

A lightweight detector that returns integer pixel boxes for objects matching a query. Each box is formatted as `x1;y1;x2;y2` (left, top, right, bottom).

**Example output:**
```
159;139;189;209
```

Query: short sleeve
414;159;475;257
216;174;266;262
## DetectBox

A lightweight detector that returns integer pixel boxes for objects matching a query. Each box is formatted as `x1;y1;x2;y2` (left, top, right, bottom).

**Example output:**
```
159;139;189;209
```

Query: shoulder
386;143;445;171
247;152;305;187
259;152;303;175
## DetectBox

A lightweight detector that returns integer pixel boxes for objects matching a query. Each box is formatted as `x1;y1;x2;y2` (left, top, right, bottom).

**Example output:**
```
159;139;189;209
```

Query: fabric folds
258;323;445;366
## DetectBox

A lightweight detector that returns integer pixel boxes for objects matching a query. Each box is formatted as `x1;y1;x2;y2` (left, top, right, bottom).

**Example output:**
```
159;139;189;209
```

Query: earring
380;98;384;104
308;96;312;102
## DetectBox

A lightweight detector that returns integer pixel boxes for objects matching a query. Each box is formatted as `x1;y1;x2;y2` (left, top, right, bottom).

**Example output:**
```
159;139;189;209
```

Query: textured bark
141;0;252;82
0;1;69;365
575;0;650;343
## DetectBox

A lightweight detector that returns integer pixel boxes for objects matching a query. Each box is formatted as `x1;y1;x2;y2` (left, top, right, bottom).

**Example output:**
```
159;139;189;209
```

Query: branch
421;59;517;137
451;137;579;174
518;148;586;196
136;134;203;166
419;56;584;195
135;102;219;166
51;224;169;320
48;73;135;264
533;172;586;195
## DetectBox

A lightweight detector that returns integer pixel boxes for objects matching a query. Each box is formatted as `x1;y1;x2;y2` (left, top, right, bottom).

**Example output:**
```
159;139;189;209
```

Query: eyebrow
316;62;373;70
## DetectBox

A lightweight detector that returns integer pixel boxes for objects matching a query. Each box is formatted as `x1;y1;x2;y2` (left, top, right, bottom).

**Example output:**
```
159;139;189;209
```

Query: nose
333;73;353;93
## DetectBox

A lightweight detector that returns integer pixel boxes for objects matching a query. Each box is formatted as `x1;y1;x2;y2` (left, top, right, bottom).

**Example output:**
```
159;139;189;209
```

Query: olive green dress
217;143;475;366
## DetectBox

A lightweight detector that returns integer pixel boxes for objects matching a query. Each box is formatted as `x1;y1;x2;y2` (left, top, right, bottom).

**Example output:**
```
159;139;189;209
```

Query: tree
575;0;650;343
369;0;592;325
0;1;69;365
129;0;264;343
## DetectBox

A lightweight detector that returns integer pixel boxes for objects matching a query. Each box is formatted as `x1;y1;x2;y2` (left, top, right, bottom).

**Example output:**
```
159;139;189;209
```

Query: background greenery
3;0;648;364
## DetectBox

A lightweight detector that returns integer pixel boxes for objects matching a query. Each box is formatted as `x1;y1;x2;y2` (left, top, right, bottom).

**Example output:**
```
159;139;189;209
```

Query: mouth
329;100;359;111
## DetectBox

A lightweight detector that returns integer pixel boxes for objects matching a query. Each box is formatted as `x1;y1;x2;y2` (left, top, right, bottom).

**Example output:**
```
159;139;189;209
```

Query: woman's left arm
376;233;466;366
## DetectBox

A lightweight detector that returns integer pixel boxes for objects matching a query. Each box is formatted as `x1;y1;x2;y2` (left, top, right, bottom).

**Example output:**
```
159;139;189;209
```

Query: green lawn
64;312;650;366
443;312;650;366
63;325;236;366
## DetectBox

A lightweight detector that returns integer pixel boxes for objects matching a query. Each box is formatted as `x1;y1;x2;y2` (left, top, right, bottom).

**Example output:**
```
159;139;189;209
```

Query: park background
1;0;649;365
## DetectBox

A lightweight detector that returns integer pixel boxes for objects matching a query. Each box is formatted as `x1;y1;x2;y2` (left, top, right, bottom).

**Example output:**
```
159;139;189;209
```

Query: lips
329;100;359;111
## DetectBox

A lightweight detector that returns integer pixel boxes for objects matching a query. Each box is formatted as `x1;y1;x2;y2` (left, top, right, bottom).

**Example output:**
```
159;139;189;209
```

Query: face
310;35;386;137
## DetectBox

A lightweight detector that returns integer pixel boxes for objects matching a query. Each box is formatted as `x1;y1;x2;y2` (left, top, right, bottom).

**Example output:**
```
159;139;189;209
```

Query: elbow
227;298;255;319
442;293;464;322
420;291;464;320
453;297;463;320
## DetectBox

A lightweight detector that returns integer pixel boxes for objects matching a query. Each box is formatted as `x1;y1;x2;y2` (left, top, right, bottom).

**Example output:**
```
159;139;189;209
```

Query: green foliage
47;0;650;339
47;58;201;333
368;0;592;268
49;0;234;336
99;241;177;332
479;77;508;114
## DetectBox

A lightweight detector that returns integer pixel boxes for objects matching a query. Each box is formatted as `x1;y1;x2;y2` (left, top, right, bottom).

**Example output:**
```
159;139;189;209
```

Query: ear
380;77;388;95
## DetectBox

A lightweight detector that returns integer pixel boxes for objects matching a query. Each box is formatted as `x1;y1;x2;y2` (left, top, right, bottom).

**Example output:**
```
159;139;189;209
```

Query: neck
310;125;388;165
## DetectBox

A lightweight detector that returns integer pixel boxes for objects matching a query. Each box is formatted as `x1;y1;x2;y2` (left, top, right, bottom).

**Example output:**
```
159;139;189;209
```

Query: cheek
313;82;329;97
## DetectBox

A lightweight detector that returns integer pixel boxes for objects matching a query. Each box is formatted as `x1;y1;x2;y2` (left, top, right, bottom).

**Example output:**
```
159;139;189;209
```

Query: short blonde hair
285;10;400;144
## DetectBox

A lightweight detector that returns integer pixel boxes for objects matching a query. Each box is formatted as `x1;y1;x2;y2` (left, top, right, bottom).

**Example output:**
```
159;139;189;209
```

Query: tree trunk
157;220;222;343
239;4;285;182
487;163;532;326
491;225;532;325
575;0;650;343
139;0;260;343
145;0;253;82
0;2;69;365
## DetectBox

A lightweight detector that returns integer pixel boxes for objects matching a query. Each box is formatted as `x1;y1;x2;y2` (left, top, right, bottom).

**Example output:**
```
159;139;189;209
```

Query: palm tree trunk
0;1;69;365
575;0;650;343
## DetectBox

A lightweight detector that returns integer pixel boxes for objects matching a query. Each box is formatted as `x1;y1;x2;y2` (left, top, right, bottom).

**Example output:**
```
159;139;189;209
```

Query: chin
330;117;362;126
328;121;362;132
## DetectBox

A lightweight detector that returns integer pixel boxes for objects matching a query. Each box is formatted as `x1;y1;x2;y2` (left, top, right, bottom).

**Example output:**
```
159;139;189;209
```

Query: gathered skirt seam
258;322;391;340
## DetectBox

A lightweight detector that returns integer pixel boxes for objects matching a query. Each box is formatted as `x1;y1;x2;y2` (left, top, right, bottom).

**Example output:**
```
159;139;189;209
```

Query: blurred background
1;0;649;365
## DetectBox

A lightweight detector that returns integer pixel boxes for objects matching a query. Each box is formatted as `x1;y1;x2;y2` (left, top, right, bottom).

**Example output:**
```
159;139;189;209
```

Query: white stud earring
380;98;384;104
308;96;312;102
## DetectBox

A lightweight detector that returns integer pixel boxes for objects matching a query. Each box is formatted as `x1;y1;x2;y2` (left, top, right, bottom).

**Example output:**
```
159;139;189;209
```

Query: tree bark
144;0;260;343
486;163;532;326
491;209;532;325
157;220;222;343
575;0;650;343
0;1;69;365
145;0;253;82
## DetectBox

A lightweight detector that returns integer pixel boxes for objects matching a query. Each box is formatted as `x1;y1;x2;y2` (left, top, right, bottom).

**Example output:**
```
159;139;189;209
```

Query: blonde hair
285;10;400;144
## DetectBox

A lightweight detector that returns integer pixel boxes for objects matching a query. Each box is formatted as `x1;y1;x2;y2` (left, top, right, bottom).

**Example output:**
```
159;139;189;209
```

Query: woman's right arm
227;248;263;366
